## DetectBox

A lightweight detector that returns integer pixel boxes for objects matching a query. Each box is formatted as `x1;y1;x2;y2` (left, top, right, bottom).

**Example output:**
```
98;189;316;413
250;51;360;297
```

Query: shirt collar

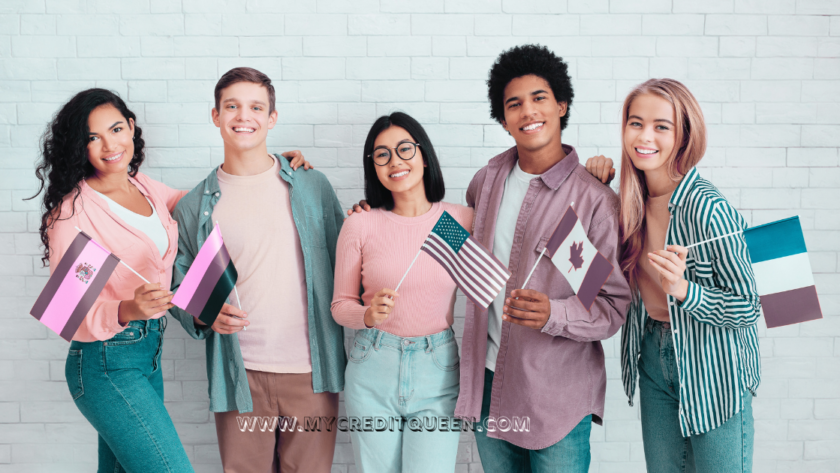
669;167;700;208
536;144;580;191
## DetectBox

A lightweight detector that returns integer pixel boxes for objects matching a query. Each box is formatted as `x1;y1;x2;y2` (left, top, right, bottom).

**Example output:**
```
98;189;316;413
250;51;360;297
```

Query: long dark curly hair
29;88;145;266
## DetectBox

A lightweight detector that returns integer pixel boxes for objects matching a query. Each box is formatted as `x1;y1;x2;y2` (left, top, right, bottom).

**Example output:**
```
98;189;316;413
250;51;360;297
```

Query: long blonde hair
619;79;707;290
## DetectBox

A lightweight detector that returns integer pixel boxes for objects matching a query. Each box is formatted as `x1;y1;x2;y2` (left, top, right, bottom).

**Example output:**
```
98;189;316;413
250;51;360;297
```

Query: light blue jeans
344;327;461;473
474;368;592;473
639;319;754;473
66;317;194;473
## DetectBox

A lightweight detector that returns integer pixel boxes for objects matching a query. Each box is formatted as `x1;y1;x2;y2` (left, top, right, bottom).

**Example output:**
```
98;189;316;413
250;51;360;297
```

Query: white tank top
93;190;169;258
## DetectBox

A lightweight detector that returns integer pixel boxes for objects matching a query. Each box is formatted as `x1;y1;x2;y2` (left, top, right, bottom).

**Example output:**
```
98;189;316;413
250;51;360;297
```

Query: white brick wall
0;0;838;472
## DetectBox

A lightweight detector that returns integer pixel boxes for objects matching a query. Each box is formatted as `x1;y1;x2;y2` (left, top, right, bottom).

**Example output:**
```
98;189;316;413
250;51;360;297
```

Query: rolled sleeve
679;281;704;313
541;300;569;336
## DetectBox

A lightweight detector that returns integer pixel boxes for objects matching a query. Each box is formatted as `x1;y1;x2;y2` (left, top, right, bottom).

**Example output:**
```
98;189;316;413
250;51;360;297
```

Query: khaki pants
214;370;339;473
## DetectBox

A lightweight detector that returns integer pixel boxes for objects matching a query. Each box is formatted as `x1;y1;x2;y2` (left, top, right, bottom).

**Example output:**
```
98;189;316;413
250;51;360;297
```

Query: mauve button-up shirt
455;145;631;449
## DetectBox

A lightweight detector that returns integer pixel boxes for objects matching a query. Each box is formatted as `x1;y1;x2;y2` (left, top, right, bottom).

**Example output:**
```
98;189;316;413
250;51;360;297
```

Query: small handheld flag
743;216;822;328
171;223;238;326
30;231;122;341
419;211;511;309
541;205;613;311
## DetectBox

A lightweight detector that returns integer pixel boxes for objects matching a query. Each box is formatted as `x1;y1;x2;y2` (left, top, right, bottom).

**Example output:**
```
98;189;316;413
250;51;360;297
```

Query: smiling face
501;74;567;154
212;81;277;152
86;104;135;177
623;93;677;174
372;125;426;197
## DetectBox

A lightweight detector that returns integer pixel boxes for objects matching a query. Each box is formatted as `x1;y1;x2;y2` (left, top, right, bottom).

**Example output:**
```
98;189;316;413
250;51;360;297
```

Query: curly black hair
487;44;574;130
28;88;145;266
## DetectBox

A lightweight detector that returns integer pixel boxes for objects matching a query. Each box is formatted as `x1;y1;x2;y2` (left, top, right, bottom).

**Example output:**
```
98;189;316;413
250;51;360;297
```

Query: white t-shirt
486;161;541;371
93;190;169;258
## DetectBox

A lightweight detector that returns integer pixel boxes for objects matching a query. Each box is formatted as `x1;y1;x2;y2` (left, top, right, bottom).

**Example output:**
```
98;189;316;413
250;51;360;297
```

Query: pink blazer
47;173;187;342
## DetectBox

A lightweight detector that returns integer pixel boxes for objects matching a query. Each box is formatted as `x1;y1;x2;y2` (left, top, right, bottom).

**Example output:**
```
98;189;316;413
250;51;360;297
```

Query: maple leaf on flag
568;241;584;272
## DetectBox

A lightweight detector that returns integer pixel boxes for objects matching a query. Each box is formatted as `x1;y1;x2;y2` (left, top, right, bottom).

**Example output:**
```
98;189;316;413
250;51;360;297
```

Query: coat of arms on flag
172;223;238;326
543;205;614;311
30;231;121;341
419;211;511;309
743;216;822;328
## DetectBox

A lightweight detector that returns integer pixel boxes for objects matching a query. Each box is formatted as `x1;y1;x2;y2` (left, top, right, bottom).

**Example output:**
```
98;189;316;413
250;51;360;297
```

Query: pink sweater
47;173;187;342
331;201;474;337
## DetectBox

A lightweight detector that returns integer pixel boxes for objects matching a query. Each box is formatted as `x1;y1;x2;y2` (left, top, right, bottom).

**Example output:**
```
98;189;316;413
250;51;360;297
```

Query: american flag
421;211;511;309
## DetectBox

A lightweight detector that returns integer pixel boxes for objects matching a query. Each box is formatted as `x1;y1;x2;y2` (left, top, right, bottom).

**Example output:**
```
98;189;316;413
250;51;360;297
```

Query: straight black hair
362;112;445;211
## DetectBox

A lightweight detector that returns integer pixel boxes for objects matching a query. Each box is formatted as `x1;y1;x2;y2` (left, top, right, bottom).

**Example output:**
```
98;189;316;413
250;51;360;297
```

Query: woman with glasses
331;112;472;472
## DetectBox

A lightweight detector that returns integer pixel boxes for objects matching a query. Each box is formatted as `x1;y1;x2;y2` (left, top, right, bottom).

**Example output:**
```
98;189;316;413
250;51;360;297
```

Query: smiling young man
454;45;632;472
169;67;346;472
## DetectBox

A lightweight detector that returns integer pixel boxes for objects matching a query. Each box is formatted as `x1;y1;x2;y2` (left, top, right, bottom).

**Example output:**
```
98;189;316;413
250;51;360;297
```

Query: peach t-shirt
637;191;674;323
213;156;311;373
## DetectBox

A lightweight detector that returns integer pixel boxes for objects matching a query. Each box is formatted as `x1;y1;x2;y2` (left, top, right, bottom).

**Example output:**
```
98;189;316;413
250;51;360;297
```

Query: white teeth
390;170;409;178
636;148;657;155
522;122;543;131
103;152;122;162
233;127;255;133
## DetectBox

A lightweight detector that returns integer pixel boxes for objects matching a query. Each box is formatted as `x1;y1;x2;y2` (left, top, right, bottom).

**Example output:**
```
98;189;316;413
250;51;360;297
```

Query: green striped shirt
621;167;762;437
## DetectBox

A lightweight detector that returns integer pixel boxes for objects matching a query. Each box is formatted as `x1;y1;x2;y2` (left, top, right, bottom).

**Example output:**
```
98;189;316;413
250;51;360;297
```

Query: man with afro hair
454;44;631;472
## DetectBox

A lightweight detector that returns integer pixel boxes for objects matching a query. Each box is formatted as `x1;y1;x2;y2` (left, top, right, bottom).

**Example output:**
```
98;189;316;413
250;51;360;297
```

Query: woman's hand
347;199;371;216
585;155;615;184
205;303;249;335
648;245;690;301
364;288;398;327
119;283;174;325
281;150;314;171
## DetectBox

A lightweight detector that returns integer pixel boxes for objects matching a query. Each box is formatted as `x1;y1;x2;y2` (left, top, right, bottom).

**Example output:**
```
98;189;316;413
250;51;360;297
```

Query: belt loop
374;330;384;350
160;315;167;332
425;335;433;354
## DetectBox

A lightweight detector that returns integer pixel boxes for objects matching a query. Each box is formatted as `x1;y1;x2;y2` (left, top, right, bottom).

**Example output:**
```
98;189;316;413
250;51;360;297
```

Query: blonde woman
587;79;760;473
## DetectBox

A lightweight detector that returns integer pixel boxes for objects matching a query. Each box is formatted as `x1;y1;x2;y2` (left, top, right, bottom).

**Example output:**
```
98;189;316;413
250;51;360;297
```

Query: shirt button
673;329;679;334
204;211;209;216
205;190;209;194
215;192;219;196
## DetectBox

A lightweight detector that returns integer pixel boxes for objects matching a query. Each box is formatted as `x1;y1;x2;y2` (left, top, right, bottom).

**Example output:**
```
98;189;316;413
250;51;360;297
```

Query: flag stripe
197;259;239;326
751;252;815;296
31;232;92;319
38;240;113;336
761;286;822;328
575;252;613;311
456;243;505;291
429;235;499;296
59;254;120;341
743;216;806;263
423;239;494;304
545;206;578;257
422;246;491;308
185;243;232;317
463;238;511;280
172;225;226;307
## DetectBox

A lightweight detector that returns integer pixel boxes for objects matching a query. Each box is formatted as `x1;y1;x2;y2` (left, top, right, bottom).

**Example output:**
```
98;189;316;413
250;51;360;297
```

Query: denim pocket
431;340;460;372
348;338;372;364
65;349;84;400
106;326;144;346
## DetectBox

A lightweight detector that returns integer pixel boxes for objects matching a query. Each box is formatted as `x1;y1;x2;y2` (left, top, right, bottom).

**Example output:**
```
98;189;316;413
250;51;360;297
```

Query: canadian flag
544;205;614;311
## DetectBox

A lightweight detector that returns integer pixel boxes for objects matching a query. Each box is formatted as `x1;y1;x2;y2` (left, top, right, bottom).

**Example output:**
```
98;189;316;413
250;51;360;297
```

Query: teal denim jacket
170;155;347;413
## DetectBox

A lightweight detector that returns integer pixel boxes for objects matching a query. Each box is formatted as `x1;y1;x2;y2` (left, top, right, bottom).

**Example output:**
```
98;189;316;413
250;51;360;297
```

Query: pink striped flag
545;205;614;311
421;211;511;309
30;231;121;341
171;224;238;326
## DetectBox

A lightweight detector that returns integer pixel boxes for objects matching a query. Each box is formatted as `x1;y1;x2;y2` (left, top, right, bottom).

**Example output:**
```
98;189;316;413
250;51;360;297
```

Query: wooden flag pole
74;226;150;284
395;247;423;293
684;230;743;250
519;202;573;290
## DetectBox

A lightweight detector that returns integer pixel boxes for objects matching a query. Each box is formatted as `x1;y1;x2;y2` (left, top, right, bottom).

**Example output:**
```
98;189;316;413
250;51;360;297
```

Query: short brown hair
214;67;276;114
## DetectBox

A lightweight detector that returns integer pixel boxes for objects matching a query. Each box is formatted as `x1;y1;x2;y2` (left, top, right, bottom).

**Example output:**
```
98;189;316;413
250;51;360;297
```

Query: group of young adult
33;43;761;473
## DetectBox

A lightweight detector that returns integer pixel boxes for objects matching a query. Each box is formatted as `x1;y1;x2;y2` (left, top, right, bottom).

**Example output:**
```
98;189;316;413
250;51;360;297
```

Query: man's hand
502;289;551;330
198;303;249;335
648;245;689;302
346;199;371;216
364;288;398;328
585;155;615;185
281;150;314;171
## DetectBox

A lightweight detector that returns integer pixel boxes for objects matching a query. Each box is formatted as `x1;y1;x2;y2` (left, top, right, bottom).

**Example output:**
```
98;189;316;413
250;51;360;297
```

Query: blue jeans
344;327;461;473
474;368;592;473
639;319;754;473
66;317;193;473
